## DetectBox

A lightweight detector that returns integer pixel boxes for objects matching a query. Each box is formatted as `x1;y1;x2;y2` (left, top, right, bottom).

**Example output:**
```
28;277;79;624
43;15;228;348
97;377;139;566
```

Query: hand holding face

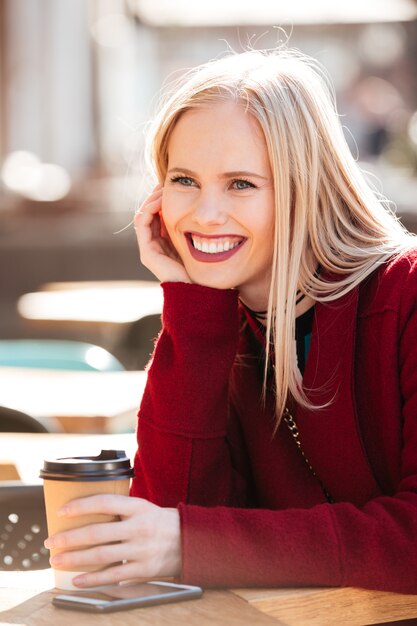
44;494;181;588
134;184;191;284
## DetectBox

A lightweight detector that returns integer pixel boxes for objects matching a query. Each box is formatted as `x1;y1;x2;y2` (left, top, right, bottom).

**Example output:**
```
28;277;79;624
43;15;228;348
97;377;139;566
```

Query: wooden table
0;570;279;626
0;367;146;433
2;570;417;625
2;435;417;625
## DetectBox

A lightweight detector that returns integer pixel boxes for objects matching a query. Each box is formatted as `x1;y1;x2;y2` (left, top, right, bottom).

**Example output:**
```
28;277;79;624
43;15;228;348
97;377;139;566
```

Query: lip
185;232;247;263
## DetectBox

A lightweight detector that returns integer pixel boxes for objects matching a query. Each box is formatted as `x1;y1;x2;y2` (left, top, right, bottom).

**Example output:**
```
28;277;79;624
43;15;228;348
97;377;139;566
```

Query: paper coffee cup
40;449;134;590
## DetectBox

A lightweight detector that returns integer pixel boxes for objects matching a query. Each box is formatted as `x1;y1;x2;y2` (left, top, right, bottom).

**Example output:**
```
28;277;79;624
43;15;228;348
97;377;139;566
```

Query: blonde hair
145;48;415;426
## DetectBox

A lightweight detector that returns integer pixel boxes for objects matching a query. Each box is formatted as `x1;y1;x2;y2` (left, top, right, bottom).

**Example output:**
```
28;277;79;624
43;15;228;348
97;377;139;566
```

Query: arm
131;282;249;508
178;491;417;593
176;264;417;593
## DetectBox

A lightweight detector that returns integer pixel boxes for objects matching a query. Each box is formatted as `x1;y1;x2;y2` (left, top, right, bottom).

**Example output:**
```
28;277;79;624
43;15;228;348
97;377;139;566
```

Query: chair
0;406;50;433
0;339;125;371
118;314;162;370
0;483;49;570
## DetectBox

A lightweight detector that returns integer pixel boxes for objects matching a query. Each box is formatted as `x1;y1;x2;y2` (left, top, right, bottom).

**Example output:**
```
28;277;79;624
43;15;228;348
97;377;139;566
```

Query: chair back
0;406;50;433
0;483;49;570
119;314;162;369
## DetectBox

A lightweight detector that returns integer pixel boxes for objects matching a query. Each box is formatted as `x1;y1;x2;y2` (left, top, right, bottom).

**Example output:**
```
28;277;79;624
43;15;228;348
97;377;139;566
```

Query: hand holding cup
41;450;133;590
44;494;181;589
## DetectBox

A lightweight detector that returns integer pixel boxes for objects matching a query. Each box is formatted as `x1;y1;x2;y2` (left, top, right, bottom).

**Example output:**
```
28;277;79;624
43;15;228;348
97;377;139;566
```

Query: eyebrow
167;167;269;181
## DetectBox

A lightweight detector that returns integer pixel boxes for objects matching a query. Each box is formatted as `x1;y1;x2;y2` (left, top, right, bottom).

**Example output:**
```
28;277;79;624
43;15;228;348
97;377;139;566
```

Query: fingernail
44;537;54;548
50;555;62;566
73;575;87;587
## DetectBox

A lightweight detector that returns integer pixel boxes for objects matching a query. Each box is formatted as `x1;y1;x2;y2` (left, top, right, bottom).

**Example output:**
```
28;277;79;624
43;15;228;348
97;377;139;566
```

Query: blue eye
170;176;195;186
232;179;256;190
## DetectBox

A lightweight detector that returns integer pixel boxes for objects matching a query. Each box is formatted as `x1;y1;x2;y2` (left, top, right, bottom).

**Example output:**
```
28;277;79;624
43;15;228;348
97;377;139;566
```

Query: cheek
253;212;275;260
161;190;188;225
259;200;275;238
244;202;275;240
161;191;188;250
161;191;177;234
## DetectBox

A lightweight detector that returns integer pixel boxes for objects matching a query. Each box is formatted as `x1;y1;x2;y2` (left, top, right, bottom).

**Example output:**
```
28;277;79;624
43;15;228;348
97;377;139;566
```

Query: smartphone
52;580;203;613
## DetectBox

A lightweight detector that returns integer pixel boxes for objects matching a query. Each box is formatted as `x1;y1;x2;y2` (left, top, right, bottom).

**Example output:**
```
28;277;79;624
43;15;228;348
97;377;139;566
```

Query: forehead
167;101;270;170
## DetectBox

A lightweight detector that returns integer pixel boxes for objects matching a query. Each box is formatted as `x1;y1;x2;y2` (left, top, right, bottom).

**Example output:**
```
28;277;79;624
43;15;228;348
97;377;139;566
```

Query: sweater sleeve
130;282;248;507
133;263;417;594
177;264;417;594
178;491;417;593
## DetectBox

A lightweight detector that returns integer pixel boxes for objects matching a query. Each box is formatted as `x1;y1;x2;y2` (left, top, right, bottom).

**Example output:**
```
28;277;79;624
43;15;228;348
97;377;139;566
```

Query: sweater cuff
177;502;342;588
161;282;239;339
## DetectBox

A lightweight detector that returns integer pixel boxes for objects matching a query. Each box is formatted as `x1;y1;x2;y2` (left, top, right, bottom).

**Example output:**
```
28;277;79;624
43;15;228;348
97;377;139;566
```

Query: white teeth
191;236;242;254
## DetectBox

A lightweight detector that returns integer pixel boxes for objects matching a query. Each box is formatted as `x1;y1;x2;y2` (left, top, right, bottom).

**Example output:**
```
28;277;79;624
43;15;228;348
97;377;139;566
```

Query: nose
191;189;228;227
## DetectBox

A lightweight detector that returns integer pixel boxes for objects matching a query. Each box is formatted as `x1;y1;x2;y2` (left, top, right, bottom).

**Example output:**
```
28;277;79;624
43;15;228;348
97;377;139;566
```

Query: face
161;100;275;307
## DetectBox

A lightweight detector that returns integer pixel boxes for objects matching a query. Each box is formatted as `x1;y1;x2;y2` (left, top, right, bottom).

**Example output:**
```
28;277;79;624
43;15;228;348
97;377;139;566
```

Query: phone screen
52;581;203;613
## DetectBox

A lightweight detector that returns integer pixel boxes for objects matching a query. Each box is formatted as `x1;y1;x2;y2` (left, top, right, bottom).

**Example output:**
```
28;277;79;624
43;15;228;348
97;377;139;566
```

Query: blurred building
0;0;417;339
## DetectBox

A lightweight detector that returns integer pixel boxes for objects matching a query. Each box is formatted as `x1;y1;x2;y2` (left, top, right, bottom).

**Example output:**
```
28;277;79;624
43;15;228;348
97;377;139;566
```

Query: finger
57;494;150;518
139;183;163;205
134;202;163;247
135;210;165;257
151;182;163;193
72;562;148;588
139;188;163;211
135;188;163;219
134;201;162;234
50;541;140;569
45;519;128;551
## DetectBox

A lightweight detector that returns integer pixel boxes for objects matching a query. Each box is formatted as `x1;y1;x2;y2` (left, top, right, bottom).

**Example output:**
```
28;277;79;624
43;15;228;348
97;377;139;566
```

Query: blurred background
1;0;417;370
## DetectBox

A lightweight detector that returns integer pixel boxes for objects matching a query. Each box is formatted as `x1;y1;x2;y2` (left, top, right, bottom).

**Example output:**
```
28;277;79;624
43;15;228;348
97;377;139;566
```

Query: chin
195;278;237;291
187;270;238;291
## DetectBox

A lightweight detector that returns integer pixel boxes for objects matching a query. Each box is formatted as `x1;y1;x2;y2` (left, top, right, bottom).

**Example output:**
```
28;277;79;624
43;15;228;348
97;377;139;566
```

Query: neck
240;256;319;324
295;294;315;318
242;294;315;326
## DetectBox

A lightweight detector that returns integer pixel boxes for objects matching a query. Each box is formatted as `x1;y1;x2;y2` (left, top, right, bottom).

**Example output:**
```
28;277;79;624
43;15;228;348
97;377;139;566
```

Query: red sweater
131;250;417;593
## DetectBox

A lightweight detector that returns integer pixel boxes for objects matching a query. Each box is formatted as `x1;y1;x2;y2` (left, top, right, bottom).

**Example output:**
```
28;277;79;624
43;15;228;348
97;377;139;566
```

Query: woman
45;48;417;593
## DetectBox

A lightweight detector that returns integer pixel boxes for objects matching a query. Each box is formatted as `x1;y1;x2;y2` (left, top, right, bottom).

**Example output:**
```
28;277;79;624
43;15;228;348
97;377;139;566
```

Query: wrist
161;282;239;328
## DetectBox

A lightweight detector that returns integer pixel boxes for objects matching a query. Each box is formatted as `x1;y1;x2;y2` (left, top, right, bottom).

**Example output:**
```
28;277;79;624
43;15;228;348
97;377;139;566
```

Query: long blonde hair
146;48;415;425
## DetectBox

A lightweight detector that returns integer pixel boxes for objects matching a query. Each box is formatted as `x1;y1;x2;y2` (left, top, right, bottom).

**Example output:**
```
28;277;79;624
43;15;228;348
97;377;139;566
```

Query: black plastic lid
40;450;134;482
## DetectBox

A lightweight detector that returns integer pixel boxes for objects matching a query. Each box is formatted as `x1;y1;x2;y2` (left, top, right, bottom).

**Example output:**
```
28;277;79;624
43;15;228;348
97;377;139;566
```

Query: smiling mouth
185;233;246;263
